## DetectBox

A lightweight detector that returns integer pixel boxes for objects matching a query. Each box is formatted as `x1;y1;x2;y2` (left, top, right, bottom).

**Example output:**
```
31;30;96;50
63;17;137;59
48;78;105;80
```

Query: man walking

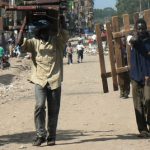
128;18;150;137
18;16;69;146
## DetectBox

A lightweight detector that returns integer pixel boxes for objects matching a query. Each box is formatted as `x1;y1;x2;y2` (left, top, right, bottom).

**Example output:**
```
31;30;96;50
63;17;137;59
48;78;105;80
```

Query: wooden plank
101;72;111;78
112;16;120;32
0;17;3;30
116;66;129;74
123;14;130;31
105;72;112;78
112;30;132;38
112;16;124;86
95;24;109;93
123;14;131;68
144;9;150;30
133;12;139;25
106;22;118;91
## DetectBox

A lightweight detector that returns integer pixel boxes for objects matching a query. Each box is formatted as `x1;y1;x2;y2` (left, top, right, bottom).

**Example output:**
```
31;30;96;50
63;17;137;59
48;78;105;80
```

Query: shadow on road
63;91;100;96
0;74;15;85
63;60;98;65
0;129;143;146
58;134;142;146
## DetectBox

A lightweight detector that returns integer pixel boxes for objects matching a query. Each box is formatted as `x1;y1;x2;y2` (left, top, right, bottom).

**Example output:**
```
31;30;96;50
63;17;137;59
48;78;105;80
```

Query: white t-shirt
126;35;133;46
76;44;84;51
92;34;96;41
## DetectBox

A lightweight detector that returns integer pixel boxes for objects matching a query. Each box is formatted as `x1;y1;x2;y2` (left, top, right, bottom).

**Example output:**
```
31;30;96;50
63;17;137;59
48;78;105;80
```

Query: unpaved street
0;54;150;150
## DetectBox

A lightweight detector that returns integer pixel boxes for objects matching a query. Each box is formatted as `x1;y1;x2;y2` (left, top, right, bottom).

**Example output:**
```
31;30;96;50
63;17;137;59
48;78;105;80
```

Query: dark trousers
120;72;130;96
131;80;150;132
34;84;61;139
67;53;73;64
77;50;84;62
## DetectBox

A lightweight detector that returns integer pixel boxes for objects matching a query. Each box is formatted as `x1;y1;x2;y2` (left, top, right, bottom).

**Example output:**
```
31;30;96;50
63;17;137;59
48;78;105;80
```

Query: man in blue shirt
129;18;150;138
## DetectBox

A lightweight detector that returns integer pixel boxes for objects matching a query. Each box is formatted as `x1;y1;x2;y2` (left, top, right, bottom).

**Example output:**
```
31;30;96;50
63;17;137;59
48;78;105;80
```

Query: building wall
71;0;94;33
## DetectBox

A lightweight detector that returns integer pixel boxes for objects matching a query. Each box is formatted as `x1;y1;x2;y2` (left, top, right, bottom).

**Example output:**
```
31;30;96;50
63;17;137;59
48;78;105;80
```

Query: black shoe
123;94;129;99
32;136;46;146
120;94;124;98
137;131;150;138
47;137;55;146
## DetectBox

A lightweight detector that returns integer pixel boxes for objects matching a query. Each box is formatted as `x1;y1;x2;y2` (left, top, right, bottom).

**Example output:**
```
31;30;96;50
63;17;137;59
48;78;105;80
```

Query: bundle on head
5;0;67;35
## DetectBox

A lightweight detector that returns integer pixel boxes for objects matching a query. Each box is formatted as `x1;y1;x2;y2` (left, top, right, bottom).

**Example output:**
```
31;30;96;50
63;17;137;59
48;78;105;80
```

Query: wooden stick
95;24;109;93
106;22;118;91
144;9;150;30
112;16;124;86
23;0;66;5
5;5;65;11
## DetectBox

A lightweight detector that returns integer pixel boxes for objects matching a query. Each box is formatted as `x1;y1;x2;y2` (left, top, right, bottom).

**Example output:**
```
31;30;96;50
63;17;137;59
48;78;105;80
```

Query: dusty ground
0;54;150;150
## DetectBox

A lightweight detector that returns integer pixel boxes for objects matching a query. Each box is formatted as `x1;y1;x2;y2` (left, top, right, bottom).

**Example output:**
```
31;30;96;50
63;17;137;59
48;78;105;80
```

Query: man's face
40;28;57;41
137;23;147;36
39;28;50;42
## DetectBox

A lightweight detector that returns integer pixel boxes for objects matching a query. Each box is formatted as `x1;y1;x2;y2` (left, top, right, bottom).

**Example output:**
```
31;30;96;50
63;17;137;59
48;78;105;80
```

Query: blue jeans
34;84;61;139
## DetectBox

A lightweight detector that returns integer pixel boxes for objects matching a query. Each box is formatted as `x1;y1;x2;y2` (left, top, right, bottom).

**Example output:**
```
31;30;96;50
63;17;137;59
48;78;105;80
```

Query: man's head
33;20;50;41
33;19;57;41
135;18;147;36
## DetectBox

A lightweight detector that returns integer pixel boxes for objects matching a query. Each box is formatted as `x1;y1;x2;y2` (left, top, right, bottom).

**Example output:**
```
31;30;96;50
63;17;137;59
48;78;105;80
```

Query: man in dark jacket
128;18;150;137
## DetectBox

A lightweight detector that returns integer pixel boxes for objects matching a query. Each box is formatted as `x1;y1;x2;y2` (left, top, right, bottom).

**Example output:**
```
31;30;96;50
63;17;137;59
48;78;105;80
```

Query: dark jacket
130;32;150;84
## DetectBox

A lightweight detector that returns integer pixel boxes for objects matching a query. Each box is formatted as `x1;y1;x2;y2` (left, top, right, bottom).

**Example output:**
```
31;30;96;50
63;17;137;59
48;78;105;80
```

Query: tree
116;0;150;15
116;0;150;23
94;7;116;23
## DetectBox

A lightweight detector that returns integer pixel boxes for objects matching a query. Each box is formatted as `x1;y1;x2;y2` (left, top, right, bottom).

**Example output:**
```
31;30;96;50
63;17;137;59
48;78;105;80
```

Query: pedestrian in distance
128;18;150;138
17;16;69;146
66;42;73;64
8;33;15;57
76;41;85;63
119;36;130;99
0;46;4;69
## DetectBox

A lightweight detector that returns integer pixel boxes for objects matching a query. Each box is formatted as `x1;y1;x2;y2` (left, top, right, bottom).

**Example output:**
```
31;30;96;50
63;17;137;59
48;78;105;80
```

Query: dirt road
0;54;150;150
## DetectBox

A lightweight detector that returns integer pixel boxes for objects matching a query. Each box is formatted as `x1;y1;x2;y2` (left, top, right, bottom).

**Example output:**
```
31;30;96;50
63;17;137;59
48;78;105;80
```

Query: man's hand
145;76;150;86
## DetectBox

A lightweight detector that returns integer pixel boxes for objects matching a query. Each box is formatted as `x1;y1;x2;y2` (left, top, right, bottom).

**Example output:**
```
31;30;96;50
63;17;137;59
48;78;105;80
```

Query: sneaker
32;136;46;146
47;137;55;146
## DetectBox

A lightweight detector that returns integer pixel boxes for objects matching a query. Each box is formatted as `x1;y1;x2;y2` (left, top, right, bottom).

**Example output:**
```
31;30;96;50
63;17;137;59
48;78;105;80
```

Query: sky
94;0;117;9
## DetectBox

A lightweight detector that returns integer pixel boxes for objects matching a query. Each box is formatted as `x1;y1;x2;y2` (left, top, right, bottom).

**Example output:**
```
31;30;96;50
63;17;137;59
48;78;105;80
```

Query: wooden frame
96;9;150;93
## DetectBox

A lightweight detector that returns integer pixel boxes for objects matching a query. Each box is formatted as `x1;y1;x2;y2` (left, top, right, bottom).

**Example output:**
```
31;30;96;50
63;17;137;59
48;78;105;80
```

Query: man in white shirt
76;41;85;63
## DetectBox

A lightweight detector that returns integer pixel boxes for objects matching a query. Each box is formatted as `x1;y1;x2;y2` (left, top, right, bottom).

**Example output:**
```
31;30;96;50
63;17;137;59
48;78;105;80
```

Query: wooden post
112;16;120;32
112;16;124;86
123;14;131;67
133;12;139;24
144;9;150;30
95;24;109;93
106;22;118;91
123;14;130;31
0;17;3;30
